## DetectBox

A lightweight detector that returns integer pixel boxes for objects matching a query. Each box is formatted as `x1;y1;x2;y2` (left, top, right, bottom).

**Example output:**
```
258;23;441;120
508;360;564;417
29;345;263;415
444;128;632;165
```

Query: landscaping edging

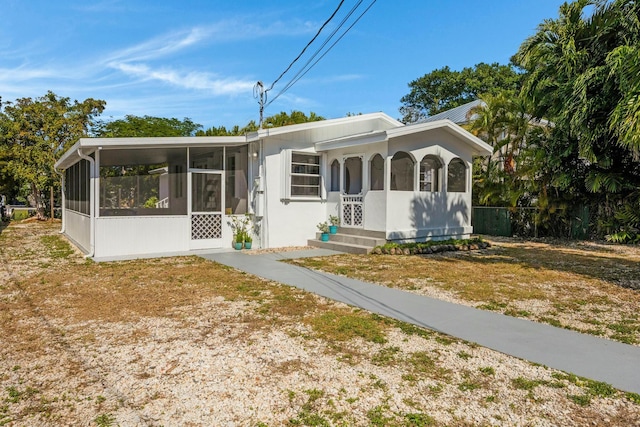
372;240;491;255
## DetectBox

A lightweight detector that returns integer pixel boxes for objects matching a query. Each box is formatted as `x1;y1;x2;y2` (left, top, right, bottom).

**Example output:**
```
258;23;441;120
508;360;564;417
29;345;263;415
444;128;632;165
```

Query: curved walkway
202;249;640;394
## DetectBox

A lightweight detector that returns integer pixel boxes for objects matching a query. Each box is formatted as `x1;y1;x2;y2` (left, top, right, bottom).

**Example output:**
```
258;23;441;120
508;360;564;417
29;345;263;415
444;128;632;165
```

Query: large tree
96;115;202;137
0;92;105;219
399;63;522;123
513;0;640;241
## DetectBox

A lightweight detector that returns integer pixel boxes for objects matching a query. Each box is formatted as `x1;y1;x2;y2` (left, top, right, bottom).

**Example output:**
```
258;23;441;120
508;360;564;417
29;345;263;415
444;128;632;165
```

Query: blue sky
1;0;566;130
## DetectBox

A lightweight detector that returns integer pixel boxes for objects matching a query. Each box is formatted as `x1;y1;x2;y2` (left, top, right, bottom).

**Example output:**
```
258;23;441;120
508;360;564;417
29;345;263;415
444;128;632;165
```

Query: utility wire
267;0;364;106
266;0;377;108
267;0;345;92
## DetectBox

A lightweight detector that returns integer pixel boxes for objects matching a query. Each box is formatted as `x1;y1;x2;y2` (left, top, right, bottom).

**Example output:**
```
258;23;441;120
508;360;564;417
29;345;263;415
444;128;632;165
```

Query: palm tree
513;0;640;241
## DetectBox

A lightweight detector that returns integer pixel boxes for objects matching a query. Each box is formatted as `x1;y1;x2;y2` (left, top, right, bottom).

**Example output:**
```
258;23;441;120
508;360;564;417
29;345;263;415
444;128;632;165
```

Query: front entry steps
308;228;386;254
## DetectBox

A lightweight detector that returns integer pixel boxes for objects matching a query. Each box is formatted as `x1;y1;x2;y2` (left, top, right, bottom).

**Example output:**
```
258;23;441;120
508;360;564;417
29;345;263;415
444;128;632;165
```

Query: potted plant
317;221;330;242
234;230;244;250
328;215;340;234
244;233;253;250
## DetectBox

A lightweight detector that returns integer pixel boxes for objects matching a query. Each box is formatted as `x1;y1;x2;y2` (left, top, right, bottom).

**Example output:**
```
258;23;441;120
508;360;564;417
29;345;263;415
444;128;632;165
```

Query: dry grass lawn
291;237;640;345
1;221;640;426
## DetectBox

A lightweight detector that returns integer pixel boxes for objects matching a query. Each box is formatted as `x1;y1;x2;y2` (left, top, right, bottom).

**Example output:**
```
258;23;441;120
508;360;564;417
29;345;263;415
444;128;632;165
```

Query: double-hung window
290;152;322;197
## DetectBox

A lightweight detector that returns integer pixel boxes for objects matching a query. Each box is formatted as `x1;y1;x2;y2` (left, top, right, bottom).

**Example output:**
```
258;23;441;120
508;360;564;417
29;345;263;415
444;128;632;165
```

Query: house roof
314;119;492;156
421;99;485;125
54;111;491;170
245;112;402;141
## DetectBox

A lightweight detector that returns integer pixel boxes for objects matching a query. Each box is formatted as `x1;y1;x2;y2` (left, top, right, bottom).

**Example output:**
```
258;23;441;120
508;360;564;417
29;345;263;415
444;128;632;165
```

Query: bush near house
373;237;489;255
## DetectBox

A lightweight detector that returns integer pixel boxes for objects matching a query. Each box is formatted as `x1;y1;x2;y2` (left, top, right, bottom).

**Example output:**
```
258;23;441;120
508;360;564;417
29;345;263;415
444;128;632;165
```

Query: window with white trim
291;152;322;197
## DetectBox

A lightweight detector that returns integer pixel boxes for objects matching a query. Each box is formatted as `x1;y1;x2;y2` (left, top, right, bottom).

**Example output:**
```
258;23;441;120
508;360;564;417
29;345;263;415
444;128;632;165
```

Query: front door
341;156;364;227
190;171;224;249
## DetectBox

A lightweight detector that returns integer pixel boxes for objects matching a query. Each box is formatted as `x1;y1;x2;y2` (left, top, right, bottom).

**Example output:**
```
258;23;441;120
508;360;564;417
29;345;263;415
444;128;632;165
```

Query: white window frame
281;149;326;201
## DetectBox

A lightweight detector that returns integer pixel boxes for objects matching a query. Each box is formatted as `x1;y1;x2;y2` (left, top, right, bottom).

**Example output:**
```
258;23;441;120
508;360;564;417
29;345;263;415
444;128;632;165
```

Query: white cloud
105;19;315;64
0;66;56;81
110;62;254;95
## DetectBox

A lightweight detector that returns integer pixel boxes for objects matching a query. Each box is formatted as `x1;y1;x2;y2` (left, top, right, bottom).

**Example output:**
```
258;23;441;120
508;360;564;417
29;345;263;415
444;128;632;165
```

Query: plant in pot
234;230;244;250
328;215;339;234
317;221;330;242
244;233;253;249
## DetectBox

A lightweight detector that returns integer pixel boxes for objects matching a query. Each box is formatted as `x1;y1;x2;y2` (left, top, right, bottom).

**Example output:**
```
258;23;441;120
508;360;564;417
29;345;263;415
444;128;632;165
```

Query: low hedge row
372;238;490;255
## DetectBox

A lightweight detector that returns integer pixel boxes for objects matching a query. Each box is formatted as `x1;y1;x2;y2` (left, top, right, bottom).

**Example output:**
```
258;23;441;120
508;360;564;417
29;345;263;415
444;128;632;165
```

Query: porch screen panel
420;155;442;192
344;157;362;195
390;151;414;191
225;145;248;214
330;159;340;192
369;154;384;191
191;173;222;212
447;158;467;193
65;159;90;215
99;148;187;216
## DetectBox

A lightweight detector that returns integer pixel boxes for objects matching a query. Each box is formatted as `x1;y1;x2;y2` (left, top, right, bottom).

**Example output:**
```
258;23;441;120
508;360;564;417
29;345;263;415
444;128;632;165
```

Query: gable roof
314;119;492;156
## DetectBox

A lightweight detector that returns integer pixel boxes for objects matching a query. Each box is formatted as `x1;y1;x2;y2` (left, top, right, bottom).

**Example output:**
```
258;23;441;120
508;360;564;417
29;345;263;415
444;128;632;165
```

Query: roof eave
388;119;492;156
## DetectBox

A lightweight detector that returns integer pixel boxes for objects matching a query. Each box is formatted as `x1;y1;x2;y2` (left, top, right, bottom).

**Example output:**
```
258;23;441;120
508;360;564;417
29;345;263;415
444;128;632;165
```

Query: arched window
330;159;340;192
390;151;414;191
419;155;442;192
369;154;384;191
447;158;466;192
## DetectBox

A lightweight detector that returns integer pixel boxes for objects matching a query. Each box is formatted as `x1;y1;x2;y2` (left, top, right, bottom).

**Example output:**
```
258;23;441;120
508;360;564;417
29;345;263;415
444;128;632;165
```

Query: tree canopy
465;0;640;242
0;91;105;217
399;63;522;123
96;115;202;137
196;110;325;136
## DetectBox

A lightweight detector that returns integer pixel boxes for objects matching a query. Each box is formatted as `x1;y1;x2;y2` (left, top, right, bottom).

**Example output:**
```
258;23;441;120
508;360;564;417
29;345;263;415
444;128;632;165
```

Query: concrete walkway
201;249;640;394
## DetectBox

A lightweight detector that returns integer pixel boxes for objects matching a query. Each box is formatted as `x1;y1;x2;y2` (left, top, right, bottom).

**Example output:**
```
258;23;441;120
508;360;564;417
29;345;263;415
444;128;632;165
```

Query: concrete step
307;238;373;255
336;227;386;239
316;232;386;247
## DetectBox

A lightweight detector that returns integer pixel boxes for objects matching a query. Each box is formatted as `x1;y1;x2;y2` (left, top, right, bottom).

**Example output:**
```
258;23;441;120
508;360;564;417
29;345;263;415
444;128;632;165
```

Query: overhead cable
267;0;346;92
266;0;377;108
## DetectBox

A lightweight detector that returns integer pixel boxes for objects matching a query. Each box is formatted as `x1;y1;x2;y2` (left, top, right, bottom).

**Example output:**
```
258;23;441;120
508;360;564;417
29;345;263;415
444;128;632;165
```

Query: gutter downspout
76;148;95;258
53;168;66;234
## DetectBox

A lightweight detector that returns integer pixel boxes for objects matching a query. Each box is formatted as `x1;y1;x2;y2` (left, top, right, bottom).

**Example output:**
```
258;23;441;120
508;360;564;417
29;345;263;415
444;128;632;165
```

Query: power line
265;0;377;108
267;0;346;93
267;0;364;107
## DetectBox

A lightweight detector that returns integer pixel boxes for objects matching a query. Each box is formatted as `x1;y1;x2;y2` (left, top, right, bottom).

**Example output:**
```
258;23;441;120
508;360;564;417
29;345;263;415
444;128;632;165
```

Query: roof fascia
79;136;247;148
249;112;403;140
314;131;388;151
388;119;492;155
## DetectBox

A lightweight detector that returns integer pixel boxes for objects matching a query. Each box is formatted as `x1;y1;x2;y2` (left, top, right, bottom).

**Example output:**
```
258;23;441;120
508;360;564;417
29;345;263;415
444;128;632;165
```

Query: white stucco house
54;112;491;260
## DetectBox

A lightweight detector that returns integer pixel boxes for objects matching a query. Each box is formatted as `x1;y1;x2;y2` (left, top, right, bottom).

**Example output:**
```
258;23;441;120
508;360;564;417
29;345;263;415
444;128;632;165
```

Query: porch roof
314;119;492;156
54;136;247;170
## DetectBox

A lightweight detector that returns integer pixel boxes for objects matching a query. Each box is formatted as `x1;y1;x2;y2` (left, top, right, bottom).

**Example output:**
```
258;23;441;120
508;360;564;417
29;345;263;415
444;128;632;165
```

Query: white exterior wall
93;215;241;258
260;140;328;248
65;210;91;254
363;191;387;231
94;216;190;258
385;191;472;241
385;128;474;241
